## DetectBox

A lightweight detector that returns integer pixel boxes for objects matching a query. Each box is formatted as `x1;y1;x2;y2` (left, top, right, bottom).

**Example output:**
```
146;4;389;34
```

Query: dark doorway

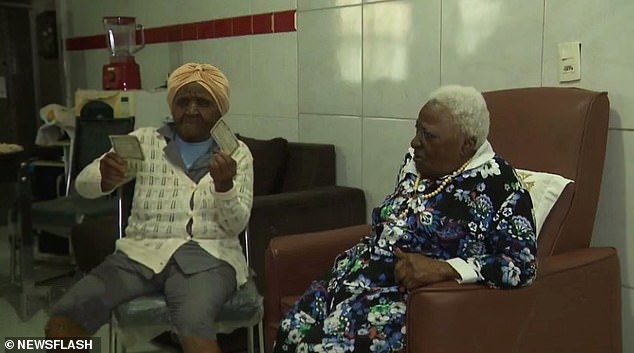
0;4;37;152
0;0;62;224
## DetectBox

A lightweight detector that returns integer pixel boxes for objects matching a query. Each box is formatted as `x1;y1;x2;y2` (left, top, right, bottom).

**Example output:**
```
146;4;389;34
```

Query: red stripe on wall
252;13;273;35
66;9;296;51
66;35;105;50
234;16;252;37
274;10;296;33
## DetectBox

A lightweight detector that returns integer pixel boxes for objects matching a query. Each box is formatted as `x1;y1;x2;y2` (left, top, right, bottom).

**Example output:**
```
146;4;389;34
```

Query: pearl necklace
414;159;470;200
392;159;472;221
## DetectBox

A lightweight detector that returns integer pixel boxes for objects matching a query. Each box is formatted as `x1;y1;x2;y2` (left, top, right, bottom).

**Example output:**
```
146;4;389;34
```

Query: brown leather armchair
264;87;621;353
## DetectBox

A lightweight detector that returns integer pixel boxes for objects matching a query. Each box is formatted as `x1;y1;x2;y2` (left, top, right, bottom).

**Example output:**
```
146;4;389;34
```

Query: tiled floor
0;226;174;353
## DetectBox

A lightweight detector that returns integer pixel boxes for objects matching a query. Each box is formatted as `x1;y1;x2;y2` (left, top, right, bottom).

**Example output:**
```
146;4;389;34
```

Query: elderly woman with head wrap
272;85;537;353
46;63;253;353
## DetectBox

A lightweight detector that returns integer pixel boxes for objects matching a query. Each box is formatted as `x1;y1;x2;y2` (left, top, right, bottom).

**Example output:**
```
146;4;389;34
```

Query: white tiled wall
543;0;634;129
591;130;634;352
252;0;296;14
362;117;414;214
251;34;298;119
592;130;634;352
64;0;126;35
298;0;360;11
441;0;544;91
60;0;634;349
65;51;87;96
132;44;172;90
362;1;441;119
592;130;634;287
623;288;634;352
297;6;362;115
134;0;250;27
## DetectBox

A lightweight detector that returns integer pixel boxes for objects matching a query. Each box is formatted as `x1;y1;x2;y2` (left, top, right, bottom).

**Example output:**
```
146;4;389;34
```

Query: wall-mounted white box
558;42;582;82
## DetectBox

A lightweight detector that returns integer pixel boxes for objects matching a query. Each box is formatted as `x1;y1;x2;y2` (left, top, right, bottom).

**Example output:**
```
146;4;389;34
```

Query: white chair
109;182;265;353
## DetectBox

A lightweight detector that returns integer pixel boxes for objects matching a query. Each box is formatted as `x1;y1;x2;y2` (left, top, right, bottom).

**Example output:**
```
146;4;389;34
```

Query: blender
102;16;145;90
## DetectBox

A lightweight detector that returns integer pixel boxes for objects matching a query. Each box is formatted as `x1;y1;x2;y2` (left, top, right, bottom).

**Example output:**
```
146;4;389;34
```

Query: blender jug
102;16;145;90
104;16;145;57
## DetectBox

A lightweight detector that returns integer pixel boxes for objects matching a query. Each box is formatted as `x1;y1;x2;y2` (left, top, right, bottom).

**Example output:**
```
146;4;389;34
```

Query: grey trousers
51;244;236;340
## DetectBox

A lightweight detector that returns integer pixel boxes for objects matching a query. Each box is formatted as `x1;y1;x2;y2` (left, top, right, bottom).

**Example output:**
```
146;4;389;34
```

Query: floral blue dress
273;151;537;353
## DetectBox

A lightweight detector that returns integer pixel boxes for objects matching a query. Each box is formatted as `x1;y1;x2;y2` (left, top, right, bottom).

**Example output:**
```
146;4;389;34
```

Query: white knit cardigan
75;127;254;286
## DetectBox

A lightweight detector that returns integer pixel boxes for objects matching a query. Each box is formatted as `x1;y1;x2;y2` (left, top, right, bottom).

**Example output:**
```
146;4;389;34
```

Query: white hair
427;85;490;147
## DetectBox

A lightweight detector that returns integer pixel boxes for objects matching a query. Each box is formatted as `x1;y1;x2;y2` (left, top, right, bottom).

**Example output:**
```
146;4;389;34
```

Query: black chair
109;182;264;353
7;117;134;320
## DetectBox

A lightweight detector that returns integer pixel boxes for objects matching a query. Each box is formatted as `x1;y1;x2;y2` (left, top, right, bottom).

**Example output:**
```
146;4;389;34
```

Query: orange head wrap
166;63;230;115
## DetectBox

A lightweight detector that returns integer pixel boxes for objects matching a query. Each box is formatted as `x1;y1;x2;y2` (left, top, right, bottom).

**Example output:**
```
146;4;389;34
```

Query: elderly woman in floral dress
272;85;537;353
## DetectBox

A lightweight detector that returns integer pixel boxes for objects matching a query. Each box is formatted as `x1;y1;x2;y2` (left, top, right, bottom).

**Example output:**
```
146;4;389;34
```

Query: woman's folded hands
394;248;460;290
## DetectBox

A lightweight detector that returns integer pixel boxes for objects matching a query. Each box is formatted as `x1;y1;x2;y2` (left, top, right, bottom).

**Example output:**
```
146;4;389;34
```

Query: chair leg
109;314;122;353
7;207;18;283
247;325;255;353
109;316;115;353
257;321;265;353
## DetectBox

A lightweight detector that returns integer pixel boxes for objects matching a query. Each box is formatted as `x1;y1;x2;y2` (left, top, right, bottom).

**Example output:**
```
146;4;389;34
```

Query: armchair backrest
235;135;337;195
281;142;336;192
482;87;609;256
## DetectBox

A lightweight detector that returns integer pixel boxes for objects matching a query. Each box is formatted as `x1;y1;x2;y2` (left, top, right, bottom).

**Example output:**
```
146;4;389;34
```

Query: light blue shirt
175;134;213;170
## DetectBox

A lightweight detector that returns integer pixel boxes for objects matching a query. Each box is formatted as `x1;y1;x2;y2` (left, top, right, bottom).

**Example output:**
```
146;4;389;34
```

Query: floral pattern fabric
273;152;537;353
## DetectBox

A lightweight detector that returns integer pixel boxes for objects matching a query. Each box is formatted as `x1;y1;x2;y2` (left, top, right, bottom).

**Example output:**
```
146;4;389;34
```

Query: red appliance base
103;60;141;90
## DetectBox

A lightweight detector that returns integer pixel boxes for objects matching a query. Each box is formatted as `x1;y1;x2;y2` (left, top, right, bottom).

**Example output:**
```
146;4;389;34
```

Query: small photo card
109;134;145;160
211;119;239;155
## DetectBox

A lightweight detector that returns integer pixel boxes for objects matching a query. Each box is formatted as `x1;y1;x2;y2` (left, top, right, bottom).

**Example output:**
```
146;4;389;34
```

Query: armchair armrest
250;186;366;292
406;247;621;353
265;224;370;298
264;224;370;351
